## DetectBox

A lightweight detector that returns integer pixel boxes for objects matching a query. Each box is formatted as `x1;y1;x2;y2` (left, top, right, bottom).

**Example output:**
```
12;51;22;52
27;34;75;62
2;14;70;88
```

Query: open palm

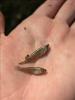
1;0;75;100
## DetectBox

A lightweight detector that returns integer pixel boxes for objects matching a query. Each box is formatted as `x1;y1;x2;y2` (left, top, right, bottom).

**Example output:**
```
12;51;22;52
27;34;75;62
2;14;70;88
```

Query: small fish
19;44;50;64
17;66;47;75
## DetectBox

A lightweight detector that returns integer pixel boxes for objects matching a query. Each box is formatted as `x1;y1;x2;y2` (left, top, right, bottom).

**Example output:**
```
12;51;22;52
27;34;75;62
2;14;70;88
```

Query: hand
1;0;75;100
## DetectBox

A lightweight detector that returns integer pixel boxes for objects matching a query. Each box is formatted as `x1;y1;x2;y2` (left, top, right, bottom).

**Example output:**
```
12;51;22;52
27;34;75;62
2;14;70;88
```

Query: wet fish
19;44;50;64
17;66;47;75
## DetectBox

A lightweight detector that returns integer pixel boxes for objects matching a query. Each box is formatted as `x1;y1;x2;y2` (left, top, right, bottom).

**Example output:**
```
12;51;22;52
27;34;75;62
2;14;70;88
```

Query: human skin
0;0;75;100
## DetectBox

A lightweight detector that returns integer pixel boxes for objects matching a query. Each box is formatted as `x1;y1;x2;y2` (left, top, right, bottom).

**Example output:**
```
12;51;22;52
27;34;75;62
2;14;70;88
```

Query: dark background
0;0;45;35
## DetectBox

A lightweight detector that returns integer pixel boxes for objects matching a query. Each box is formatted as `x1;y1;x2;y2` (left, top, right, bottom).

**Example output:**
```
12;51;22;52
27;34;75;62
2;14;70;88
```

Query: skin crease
0;0;75;100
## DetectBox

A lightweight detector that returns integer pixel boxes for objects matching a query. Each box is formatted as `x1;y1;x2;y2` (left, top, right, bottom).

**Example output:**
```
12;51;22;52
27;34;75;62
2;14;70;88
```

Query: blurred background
0;0;45;35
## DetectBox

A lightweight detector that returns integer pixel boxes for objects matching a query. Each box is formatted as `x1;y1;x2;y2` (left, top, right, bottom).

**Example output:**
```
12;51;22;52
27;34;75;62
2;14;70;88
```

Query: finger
70;21;75;30
0;12;5;35
47;20;69;48
56;0;75;26
63;22;75;51
34;0;65;18
67;22;75;40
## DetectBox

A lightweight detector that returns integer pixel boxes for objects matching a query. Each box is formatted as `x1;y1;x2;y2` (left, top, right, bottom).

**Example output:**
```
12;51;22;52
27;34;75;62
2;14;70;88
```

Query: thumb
0;12;5;36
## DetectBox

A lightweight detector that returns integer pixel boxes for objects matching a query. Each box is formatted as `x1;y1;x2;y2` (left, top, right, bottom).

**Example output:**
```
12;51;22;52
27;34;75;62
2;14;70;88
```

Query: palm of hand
1;14;75;100
1;1;75;100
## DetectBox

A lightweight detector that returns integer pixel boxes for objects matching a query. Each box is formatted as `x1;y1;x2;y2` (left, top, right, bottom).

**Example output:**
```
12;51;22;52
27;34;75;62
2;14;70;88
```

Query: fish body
19;44;50;64
17;66;47;75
